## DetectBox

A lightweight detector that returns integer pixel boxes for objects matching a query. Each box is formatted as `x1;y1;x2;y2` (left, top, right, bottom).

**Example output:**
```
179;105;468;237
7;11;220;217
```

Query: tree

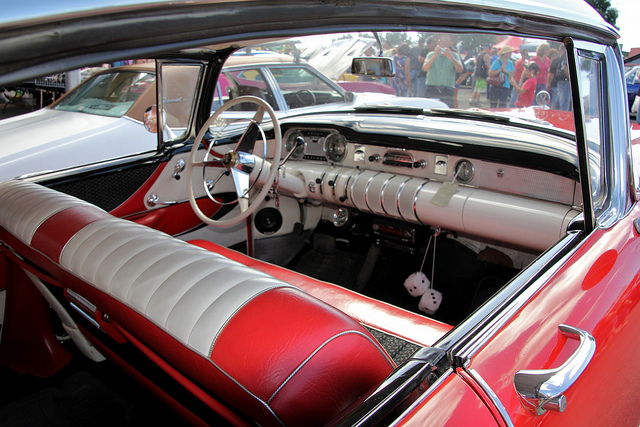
382;32;412;48
586;0;618;29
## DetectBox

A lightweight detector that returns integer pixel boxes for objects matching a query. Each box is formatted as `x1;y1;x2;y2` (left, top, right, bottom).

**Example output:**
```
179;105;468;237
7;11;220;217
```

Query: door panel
467;208;640;426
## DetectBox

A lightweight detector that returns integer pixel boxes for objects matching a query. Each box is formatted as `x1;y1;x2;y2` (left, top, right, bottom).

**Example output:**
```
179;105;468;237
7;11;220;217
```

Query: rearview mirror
351;57;396;78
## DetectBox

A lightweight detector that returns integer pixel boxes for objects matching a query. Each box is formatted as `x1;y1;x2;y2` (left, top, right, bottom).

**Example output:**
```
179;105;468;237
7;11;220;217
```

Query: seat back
0;180;395;426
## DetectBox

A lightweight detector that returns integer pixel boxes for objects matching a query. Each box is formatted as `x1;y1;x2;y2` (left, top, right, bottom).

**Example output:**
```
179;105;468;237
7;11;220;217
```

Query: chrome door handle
514;324;596;415
147;194;180;207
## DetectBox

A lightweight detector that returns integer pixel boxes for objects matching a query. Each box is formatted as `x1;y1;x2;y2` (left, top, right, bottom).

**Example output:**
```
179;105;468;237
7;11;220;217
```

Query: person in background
423;34;463;107
416;36;435;98
490;47;499;64
530;42;551;105
509;62;539;107
470;44;491;107
392;43;412;96
509;49;529;107
453;50;471;108
487;46;515;108
548;45;571;111
410;38;425;97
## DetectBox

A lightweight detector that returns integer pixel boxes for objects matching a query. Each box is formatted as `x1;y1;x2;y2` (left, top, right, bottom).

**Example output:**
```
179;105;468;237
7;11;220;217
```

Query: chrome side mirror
351;57;396;78
143;105;159;133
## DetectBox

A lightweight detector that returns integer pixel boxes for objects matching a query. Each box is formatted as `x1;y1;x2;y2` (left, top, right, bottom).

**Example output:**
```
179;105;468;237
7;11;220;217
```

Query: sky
612;0;640;51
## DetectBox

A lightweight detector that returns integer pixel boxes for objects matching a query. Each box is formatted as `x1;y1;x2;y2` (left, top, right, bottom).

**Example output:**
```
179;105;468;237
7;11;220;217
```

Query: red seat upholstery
188;240;453;347
0;180;395;426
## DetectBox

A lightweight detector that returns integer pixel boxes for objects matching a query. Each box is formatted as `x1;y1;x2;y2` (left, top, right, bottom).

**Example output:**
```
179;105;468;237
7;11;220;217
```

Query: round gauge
324;133;347;163
454;159;475;183
333;207;349;227
284;130;305;160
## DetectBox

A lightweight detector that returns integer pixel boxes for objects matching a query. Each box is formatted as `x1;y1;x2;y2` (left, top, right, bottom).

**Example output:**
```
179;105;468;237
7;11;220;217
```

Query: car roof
0;0;618;86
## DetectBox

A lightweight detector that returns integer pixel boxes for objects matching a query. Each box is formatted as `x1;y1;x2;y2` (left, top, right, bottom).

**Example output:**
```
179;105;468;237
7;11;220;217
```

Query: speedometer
284;130;305;160
324;133;347;163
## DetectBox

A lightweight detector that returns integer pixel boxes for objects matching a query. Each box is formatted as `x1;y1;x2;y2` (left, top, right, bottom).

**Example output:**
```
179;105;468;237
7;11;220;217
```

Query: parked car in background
0;53;444;182
0;65;158;181
1;1;640;427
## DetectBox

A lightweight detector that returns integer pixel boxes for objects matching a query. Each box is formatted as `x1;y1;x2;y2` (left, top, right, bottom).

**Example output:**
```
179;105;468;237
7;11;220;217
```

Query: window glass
161;63;202;141
53;71;154;118
270;67;344;109
576;53;607;208
215;69;279;112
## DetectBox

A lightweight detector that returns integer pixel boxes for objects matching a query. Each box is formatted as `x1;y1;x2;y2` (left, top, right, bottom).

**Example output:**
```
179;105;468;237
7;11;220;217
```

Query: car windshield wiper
426;108;513;122
353;104;425;115
425;108;575;139
427;108;553;126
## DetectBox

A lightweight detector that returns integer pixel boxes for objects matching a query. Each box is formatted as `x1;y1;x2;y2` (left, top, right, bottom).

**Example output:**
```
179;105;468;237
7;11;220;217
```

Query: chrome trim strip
69;302;101;329
390;368;455;427
318;169;327;196
348;169;364;206
396;177;412;223
344;170;355;205
380;175;395;216
438;231;582;365
413;181;428;226
67;289;98;314
364;172;381;213
332;170;341;203
467;368;514;427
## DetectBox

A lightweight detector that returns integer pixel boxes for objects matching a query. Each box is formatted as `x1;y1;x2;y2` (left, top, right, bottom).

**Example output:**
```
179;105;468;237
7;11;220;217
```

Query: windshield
53;70;155;118
214;32;578;134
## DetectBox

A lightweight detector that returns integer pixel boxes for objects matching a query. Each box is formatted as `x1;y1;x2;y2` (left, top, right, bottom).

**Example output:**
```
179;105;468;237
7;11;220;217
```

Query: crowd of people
382;35;572;111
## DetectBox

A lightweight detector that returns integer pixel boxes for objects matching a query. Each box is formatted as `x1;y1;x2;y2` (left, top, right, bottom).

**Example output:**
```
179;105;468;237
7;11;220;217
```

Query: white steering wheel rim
186;95;282;227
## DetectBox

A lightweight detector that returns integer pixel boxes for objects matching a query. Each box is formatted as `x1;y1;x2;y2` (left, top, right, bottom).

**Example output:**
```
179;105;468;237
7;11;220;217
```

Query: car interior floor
286;222;524;327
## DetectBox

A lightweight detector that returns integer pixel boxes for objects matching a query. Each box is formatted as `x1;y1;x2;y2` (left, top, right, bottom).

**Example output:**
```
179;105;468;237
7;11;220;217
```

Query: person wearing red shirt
509;62;539;107
508;49;529;107
530;43;550;105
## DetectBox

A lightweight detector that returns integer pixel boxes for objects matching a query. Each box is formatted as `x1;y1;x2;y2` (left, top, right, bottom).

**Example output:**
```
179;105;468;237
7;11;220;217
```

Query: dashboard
275;120;582;252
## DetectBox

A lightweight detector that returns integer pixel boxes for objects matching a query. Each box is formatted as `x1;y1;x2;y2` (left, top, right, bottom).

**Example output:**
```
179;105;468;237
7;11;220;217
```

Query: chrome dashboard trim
349;169;364;207
344;170;356;205
380;175;395;216
331;170;341;203
413;181;429;226
396;177;412;223
364;172;382;213
318;169;327;195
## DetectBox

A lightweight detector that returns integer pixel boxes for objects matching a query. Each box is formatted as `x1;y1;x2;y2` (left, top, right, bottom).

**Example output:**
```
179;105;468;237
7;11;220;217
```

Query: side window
270;67;344;109
160;63;203;141
216;69;279;111
576;52;608;209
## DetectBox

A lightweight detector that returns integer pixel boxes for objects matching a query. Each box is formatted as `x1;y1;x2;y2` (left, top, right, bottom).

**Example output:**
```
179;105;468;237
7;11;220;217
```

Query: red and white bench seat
0;180;395;426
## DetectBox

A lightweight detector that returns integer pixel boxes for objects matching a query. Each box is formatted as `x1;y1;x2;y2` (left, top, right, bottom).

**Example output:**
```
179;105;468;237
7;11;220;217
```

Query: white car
0;53;446;182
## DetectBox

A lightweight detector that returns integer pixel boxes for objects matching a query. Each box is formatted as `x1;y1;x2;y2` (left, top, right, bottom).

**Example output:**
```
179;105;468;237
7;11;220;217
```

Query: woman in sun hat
487;45;515;108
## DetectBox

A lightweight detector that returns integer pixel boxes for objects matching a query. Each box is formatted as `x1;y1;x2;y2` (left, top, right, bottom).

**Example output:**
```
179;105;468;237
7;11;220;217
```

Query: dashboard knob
369;154;381;162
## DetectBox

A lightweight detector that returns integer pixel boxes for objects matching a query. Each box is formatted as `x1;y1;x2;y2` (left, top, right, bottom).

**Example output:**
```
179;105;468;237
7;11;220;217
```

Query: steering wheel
186;95;282;227
295;90;317;106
